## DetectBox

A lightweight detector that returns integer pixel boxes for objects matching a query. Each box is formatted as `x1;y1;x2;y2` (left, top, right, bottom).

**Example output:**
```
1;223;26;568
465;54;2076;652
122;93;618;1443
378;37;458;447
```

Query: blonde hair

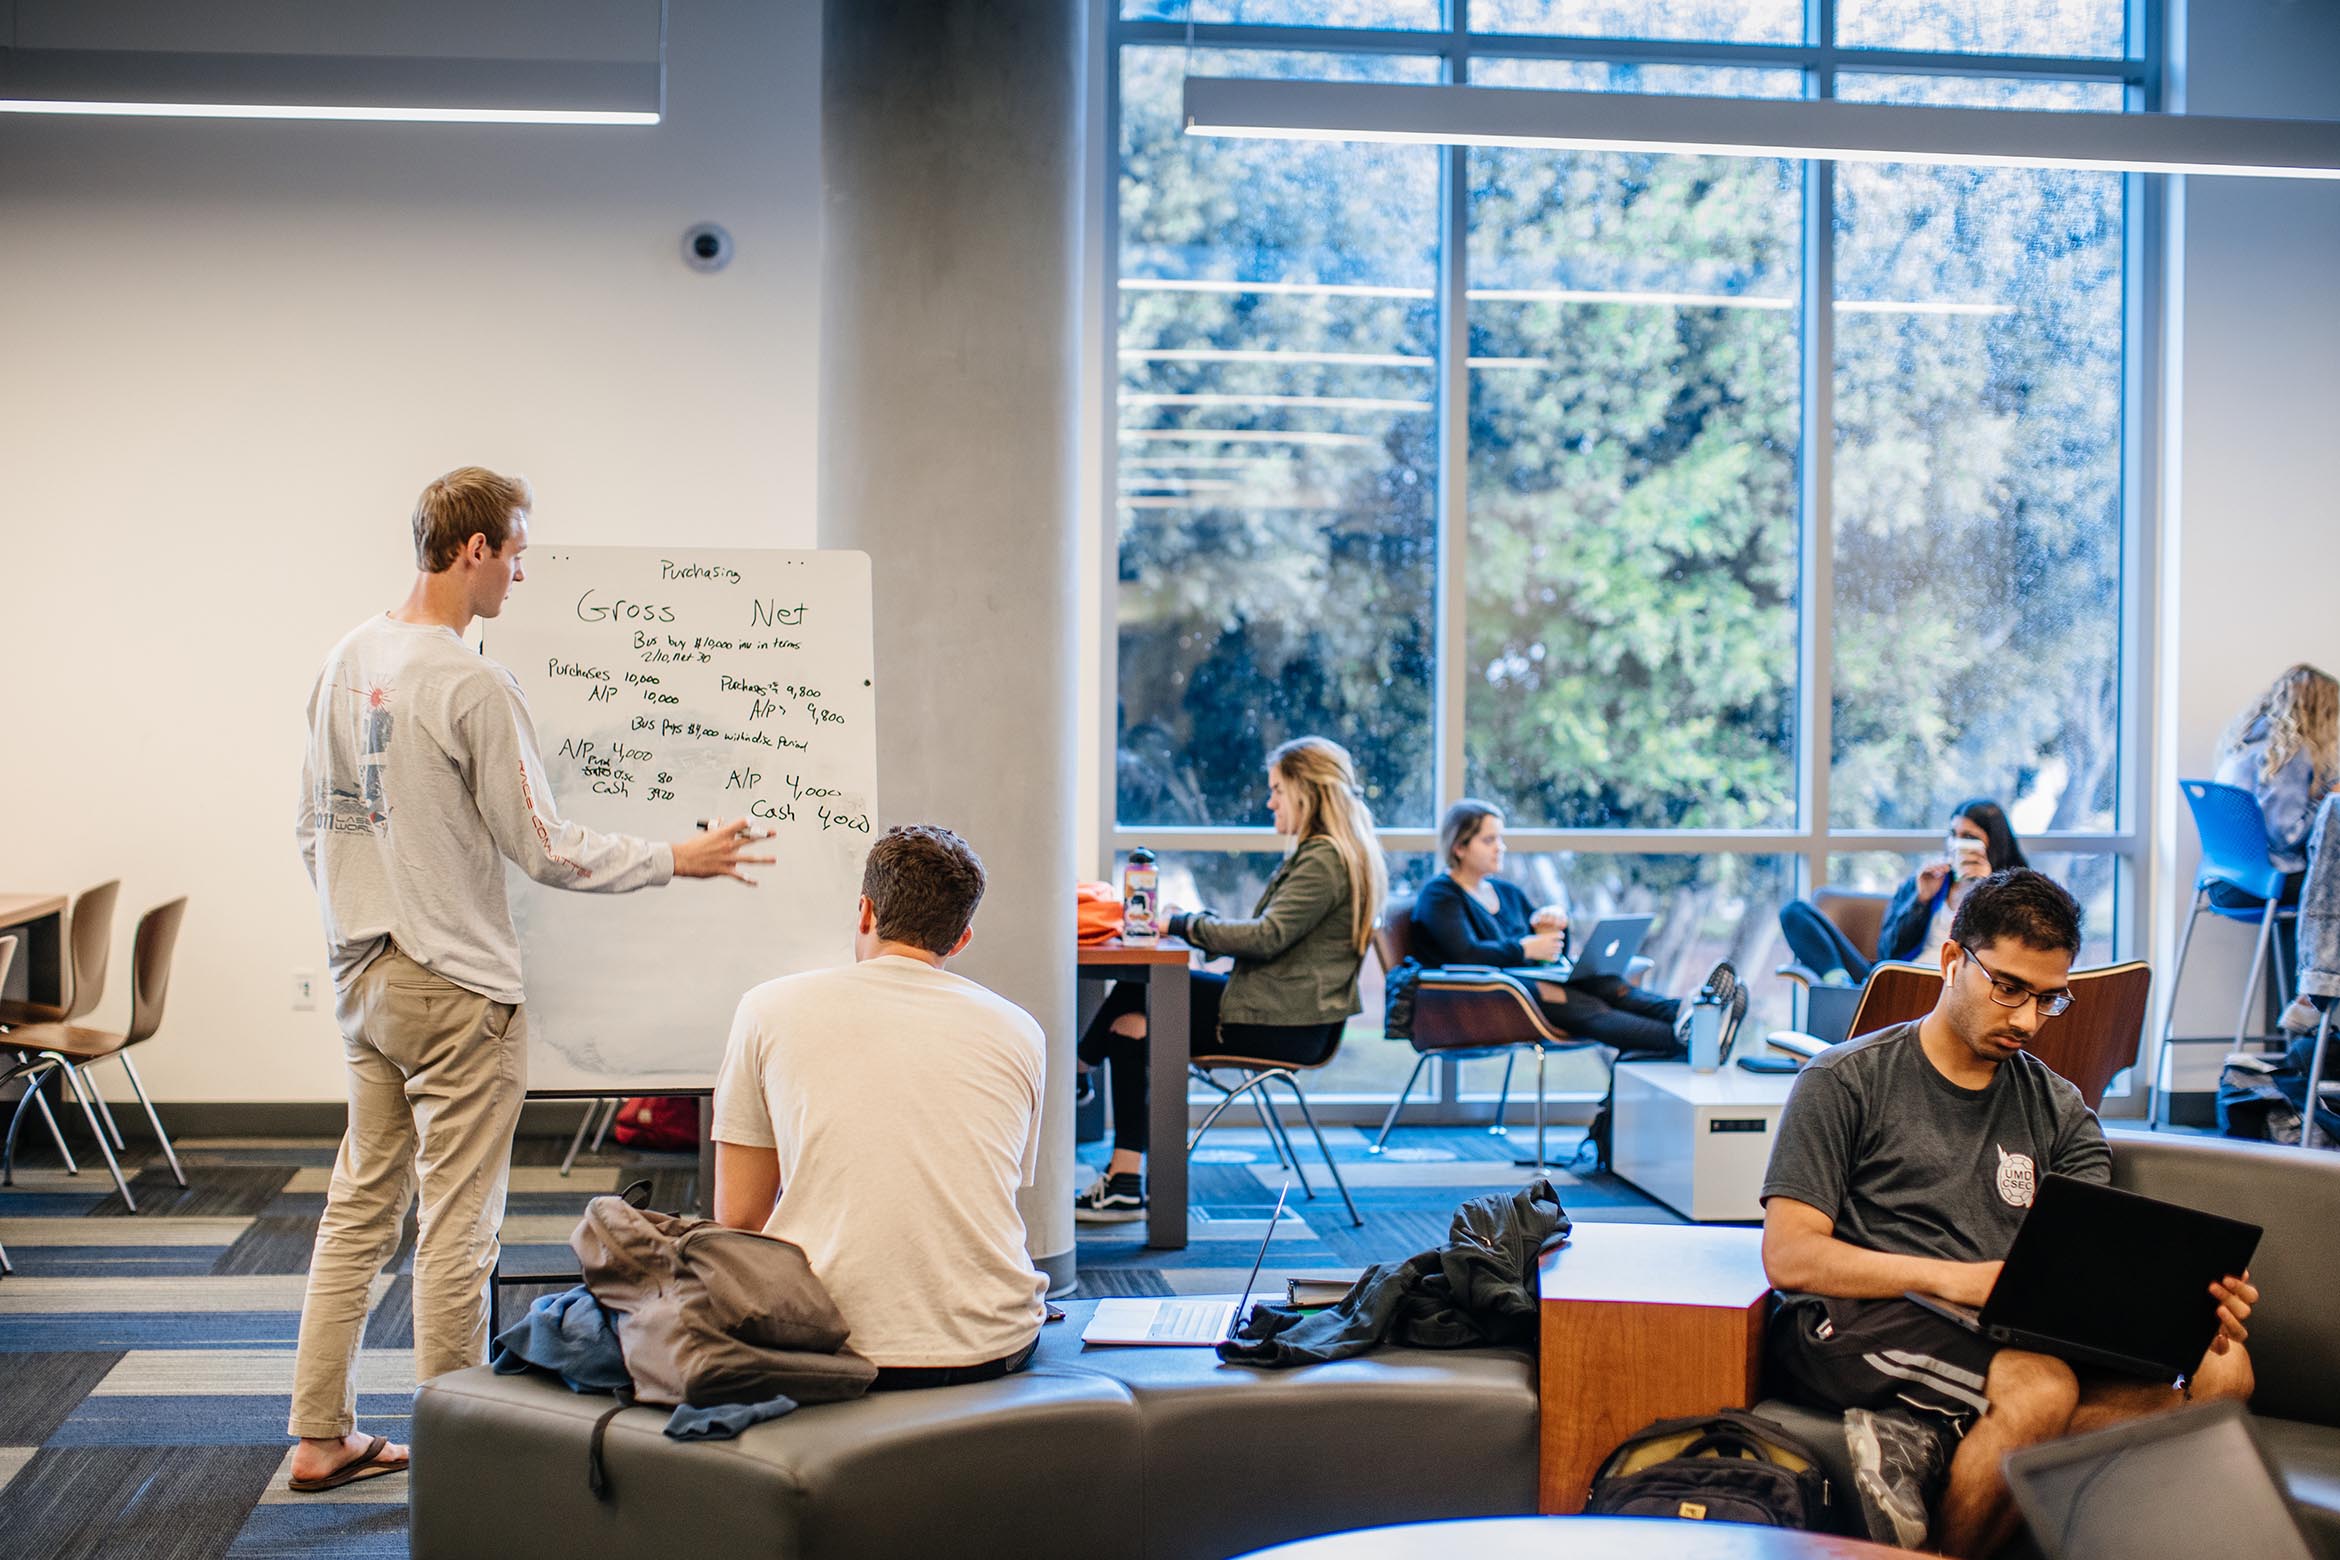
413;466;532;573
2225;664;2340;794
1270;736;1388;955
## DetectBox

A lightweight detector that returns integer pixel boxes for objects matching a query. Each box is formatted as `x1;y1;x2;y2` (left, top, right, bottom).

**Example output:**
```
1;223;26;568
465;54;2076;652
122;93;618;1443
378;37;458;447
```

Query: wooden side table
1537;1221;1774;1513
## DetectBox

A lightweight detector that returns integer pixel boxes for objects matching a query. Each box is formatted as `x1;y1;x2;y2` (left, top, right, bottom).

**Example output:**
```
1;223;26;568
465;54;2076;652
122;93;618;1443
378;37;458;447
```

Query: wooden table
0;893;68;1010
1076;936;1193;1250
1236;1515;1906;1559
1537;1222;1774;1514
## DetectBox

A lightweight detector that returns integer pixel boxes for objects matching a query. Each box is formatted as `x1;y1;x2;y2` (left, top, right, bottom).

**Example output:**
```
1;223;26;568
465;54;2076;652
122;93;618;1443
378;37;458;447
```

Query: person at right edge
1759;869;2260;1556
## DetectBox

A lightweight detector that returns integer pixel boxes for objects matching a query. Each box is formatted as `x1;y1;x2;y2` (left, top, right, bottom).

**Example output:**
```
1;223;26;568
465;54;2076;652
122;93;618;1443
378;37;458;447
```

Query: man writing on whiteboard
712;825;1050;1388
286;466;771;1492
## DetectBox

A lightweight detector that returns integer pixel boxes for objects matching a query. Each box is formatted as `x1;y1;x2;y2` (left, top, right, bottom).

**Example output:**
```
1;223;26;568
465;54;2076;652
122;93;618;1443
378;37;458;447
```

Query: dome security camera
682;223;733;273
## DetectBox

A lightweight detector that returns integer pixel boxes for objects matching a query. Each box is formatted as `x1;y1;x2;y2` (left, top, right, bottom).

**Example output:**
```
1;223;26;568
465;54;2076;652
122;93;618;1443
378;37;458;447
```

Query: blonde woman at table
1074;736;1387;1222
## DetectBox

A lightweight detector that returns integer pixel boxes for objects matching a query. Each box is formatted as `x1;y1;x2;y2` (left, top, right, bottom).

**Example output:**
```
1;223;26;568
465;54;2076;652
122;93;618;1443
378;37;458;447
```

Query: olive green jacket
1178;836;1369;1029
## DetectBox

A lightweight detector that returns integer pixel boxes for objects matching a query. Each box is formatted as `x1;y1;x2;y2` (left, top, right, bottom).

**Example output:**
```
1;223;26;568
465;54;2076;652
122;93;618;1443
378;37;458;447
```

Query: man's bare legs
1935;1340;2254;1558
2068;1339;2254;1436
1936;1348;2078;1559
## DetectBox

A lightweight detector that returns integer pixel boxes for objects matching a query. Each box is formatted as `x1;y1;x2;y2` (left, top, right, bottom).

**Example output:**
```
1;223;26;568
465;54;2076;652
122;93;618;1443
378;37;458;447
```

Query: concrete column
819;0;1084;1291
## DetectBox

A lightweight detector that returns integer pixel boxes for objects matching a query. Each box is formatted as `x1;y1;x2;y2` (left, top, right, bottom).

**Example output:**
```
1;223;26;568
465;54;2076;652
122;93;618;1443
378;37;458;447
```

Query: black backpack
1586;1410;1834;1531
1382;955;1422;1040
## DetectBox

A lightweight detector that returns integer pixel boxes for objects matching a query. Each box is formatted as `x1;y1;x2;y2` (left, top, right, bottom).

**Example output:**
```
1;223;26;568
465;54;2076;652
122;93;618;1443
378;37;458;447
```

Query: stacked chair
3;892;190;1211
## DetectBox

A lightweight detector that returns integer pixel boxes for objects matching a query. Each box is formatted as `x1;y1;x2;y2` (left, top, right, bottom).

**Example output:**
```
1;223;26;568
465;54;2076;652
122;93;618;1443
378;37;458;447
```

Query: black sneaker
1843;1406;1950;1550
1074;1171;1146;1223
1674;960;1741;1049
1718;983;1751;1062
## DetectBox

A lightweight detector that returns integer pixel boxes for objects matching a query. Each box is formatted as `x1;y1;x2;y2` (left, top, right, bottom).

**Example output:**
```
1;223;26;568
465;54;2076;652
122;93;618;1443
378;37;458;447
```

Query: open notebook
1081;1182;1290;1347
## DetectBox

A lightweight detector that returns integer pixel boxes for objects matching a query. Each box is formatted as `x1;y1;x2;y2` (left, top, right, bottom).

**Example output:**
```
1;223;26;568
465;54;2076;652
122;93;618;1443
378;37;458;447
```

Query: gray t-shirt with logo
1761;1021;2111;1265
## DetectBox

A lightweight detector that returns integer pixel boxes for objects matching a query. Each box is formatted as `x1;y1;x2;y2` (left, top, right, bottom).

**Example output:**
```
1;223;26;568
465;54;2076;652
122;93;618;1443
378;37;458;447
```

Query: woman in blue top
1411;800;1709;1056
1777;797;2026;983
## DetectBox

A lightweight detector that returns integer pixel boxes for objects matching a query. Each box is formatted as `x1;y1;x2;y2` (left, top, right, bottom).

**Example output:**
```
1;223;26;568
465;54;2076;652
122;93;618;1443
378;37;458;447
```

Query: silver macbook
1082;1182;1290;1347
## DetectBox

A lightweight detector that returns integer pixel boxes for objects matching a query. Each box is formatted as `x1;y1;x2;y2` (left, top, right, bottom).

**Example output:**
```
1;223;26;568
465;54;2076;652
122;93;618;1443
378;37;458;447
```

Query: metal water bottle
1688;989;1724;1073
1121;847;1159;941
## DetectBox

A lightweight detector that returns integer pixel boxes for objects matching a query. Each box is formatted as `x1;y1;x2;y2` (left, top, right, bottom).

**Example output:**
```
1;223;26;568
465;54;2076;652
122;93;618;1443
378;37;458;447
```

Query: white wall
0;0;823;1103
2154;0;2340;1060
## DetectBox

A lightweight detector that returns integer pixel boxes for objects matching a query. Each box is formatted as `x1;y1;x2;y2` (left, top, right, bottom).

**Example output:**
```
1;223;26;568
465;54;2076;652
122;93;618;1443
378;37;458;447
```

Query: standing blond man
287;467;769;1490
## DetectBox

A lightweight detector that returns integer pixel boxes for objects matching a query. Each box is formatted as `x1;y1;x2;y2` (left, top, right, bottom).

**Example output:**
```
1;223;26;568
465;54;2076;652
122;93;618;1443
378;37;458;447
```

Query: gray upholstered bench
1753;1129;2340;1550
411;1301;1537;1560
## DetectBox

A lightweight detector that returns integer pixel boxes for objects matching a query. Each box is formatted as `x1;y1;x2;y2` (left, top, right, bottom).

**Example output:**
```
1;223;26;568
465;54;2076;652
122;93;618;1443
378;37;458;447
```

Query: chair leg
1369;1055;1431;1154
2237;905;2280;1052
1249;1089;1296;1173
2155;895;2206;1130
118;1053;183;1188
1;1233;11;1277
55;1056;135;1211
84;1071;128;1153
1186;1068;1282;1152
30;1077;77;1175
1264;1086;1315;1201
1514;1046;1553;1171
589;1097;620;1154
1279;1075;1360;1228
8;1052;79;1175
2303;1007;2334;1156
1490;1052;1515;1138
559;1100;600;1176
4;1061;66;1185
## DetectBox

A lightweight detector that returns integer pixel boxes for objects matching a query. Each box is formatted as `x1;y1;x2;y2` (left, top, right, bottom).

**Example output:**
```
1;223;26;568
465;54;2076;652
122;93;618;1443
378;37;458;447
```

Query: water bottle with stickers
1121;847;1159;941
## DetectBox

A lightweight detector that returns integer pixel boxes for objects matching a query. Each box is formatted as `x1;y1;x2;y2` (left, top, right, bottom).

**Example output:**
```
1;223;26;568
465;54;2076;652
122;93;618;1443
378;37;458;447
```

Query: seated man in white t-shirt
711;823;1049;1387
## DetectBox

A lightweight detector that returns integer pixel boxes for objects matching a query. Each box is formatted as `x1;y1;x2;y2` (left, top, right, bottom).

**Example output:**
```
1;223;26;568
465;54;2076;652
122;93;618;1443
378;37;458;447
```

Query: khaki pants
288;947;526;1439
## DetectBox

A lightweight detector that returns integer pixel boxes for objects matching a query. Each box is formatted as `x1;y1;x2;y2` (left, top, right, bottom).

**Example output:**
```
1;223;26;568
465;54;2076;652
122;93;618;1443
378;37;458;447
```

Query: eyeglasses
1955;942;2074;1017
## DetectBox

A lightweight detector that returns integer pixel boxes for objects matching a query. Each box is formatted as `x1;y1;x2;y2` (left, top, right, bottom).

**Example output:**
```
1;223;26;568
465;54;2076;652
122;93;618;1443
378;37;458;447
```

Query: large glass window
1117;46;1442;828
1466;57;1804;830
1109;4;2147;1111
1830;76;2127;833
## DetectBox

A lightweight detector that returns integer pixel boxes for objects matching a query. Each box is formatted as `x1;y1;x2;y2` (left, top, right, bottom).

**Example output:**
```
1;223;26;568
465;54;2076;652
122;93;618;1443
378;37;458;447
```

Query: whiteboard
486;546;877;1093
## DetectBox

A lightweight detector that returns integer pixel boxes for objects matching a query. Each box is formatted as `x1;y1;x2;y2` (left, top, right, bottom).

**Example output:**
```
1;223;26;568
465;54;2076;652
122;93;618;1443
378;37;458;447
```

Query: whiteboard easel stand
488;1086;714;1338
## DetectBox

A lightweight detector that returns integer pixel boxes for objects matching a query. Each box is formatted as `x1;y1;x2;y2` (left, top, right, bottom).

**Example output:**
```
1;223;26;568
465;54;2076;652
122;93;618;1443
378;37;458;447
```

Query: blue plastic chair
2155;779;2300;1127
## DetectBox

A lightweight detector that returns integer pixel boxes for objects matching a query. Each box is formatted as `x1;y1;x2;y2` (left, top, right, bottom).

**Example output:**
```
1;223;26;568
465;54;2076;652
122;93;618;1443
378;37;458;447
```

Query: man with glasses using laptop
1760;869;2260;1557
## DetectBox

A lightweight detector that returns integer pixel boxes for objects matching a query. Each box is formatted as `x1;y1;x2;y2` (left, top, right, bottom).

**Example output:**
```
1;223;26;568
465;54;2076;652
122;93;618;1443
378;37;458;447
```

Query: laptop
2006;1399;2323;1560
1510;914;1655;984
1081;1182;1291;1347
1905;1173;2262;1381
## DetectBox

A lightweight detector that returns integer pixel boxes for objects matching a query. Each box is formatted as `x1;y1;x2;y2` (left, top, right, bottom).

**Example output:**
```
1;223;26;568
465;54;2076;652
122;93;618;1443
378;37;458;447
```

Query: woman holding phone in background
1777;798;2028;983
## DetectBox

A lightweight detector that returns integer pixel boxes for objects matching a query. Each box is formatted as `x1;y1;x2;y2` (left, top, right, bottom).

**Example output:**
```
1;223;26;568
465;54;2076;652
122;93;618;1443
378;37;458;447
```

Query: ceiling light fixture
0;48;661;125
1184;77;2340;181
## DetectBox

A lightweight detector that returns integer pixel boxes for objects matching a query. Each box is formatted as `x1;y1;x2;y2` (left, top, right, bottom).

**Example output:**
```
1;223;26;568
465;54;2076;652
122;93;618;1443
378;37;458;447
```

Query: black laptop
2007;1399;2324;1560
1905;1173;2262;1382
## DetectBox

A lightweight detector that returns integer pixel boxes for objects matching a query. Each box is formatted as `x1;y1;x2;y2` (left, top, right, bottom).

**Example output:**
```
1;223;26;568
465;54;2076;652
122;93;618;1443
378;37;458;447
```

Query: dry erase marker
698;819;773;837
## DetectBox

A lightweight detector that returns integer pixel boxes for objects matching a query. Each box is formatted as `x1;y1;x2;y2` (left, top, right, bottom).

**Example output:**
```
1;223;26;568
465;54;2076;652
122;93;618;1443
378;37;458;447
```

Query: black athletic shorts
1766;1293;1997;1431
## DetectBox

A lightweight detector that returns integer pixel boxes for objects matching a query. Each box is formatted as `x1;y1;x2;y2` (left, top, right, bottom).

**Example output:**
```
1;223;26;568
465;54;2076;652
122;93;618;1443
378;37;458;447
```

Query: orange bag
1076;881;1125;945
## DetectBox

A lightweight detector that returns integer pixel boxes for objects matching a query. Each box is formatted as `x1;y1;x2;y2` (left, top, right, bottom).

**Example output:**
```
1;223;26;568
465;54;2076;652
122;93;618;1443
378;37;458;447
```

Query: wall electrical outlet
291;971;317;1010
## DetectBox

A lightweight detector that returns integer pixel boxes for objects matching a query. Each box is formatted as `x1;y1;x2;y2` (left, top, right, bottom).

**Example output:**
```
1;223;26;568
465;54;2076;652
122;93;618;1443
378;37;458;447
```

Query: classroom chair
1188;1027;1364;1229
1775;886;1892;1027
2156;779;2301;1126
1;878;120;1178
6;898;191;1209
1365;893;1619;1173
1835;957;2152;1110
